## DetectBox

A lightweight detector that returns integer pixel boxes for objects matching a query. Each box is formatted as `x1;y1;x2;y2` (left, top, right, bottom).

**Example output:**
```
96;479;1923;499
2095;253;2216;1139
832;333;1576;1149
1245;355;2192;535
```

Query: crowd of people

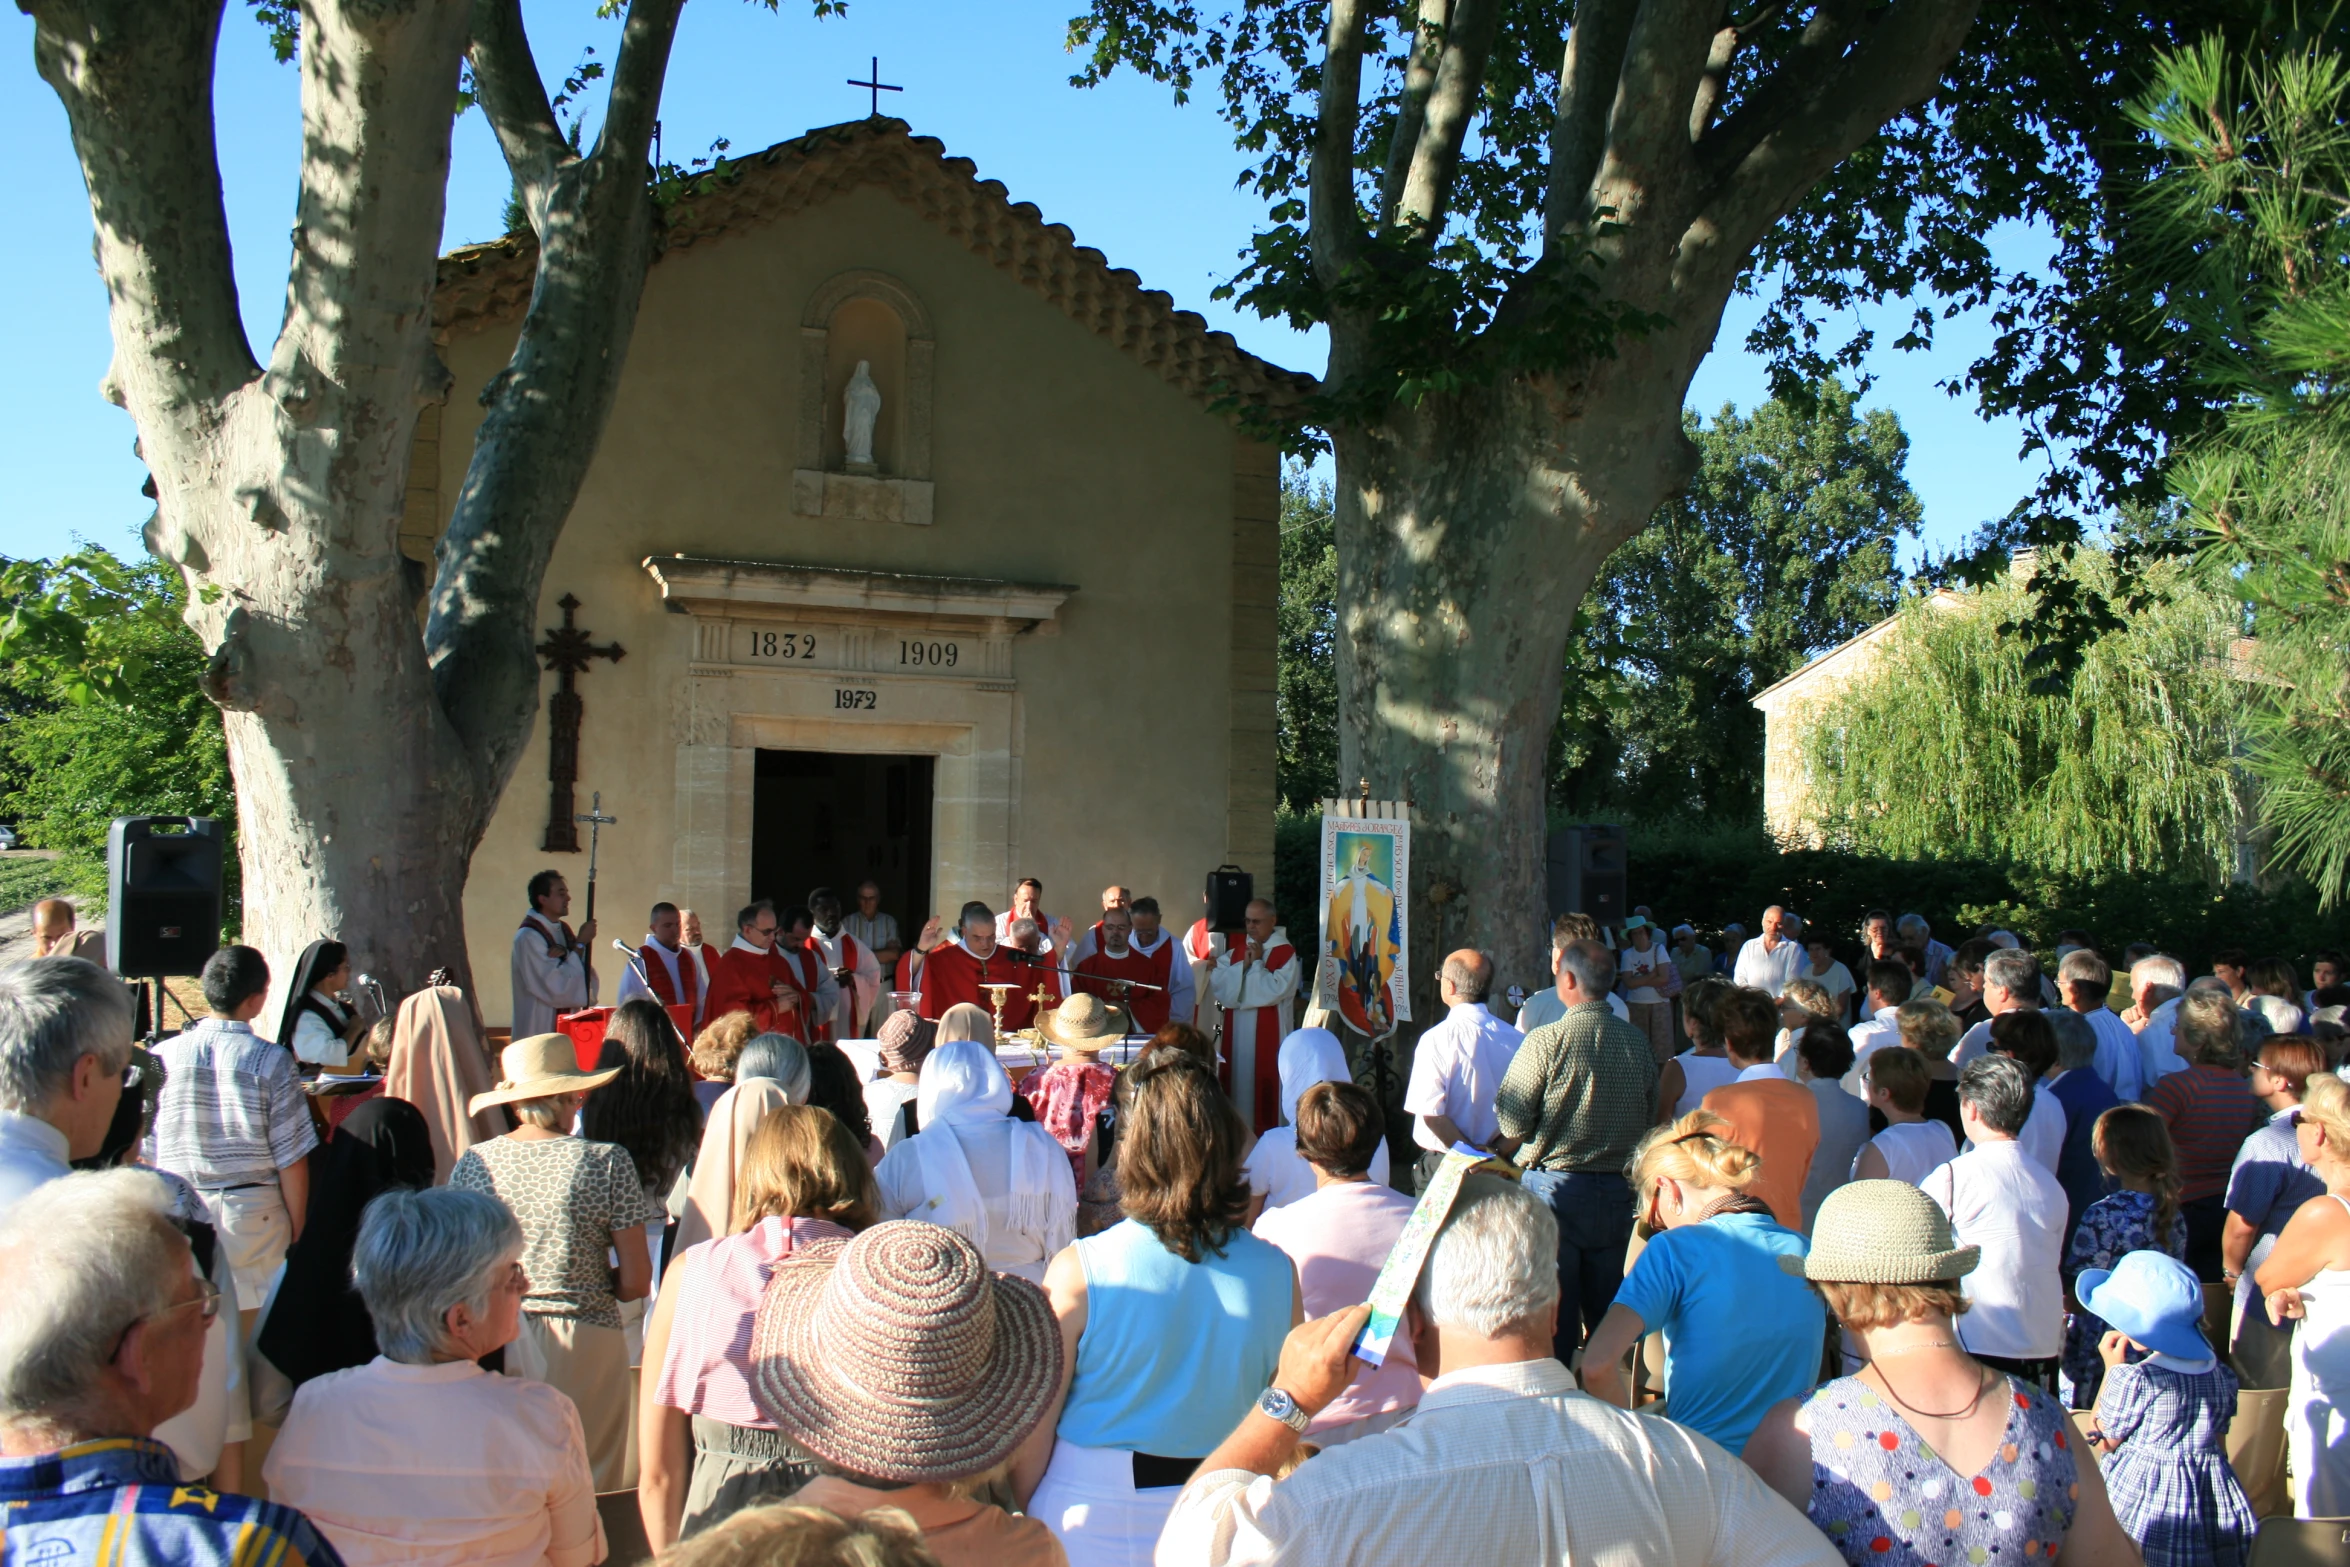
2;880;2346;1566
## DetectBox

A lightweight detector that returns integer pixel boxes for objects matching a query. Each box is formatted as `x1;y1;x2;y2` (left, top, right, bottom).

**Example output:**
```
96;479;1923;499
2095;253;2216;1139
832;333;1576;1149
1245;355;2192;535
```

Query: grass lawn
0;855;74;914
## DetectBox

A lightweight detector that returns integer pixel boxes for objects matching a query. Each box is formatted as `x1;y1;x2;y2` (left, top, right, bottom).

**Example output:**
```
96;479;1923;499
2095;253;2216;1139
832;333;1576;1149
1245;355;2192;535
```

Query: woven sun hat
2076;1250;2213;1363
747;1219;1063;1483
1038;993;1125;1052
466;1033;622;1114
1780;1179;1981;1283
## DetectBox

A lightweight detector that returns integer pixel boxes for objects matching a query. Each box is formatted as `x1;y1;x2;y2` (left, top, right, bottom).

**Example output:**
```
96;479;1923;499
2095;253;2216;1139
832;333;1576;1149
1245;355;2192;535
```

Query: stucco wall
425;182;1276;1029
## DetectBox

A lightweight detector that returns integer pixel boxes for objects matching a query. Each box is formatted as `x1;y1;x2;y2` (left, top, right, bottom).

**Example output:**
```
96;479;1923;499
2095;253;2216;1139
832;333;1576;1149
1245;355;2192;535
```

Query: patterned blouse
2061;1190;2188;1406
450;1134;663;1328
1804;1372;2078;1566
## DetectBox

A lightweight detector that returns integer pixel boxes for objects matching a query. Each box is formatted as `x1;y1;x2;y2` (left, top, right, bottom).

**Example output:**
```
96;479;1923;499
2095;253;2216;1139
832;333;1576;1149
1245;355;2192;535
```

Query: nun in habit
276;940;364;1069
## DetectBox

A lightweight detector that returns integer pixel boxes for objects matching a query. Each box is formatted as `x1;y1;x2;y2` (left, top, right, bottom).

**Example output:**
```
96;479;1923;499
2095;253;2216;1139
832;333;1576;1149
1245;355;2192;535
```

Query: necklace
1871;1341;1961;1358
1869;1360;1992;1422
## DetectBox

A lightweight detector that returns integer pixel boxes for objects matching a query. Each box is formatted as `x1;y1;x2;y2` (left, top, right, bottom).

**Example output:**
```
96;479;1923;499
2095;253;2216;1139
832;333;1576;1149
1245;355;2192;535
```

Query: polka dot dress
1804;1373;2079;1565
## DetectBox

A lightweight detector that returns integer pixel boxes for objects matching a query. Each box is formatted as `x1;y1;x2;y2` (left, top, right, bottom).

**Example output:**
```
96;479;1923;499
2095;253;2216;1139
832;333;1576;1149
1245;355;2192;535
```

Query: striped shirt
0;1437;345;1566
149;1018;317;1189
2149;1062;2263;1202
1494;1002;1658;1174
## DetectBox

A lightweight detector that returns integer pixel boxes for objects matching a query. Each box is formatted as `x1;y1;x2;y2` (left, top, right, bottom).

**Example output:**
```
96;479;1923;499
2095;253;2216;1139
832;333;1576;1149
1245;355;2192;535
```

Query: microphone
613;939;652;992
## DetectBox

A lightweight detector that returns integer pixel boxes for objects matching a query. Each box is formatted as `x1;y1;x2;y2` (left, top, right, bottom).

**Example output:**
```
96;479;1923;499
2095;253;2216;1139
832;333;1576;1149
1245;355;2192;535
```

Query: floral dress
2062;1190;2189;1407
1805;1373;2078;1566
2094;1358;2255;1567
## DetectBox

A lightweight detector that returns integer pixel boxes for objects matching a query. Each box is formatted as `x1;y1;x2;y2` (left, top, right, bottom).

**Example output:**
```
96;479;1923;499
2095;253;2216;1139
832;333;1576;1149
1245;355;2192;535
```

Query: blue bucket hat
2075;1250;2212;1362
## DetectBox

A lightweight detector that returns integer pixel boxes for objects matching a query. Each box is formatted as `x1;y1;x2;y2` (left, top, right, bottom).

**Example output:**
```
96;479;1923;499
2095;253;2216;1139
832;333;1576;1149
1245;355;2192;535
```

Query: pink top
653;1214;854;1428
261;1356;600;1567
1250;1179;1423;1435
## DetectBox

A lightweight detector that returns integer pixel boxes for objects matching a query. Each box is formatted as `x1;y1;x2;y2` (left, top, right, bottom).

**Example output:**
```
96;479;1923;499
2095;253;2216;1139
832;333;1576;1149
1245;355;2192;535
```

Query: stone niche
792;269;937;527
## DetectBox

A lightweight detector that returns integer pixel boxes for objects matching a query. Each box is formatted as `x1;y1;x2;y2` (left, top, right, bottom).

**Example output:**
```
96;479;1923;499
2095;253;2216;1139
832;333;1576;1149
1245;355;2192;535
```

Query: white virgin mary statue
843;360;882;468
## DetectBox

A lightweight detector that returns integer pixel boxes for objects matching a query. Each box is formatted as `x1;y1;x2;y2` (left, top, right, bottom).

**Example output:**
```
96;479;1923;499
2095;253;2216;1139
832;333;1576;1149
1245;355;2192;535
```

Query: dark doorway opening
750;751;933;933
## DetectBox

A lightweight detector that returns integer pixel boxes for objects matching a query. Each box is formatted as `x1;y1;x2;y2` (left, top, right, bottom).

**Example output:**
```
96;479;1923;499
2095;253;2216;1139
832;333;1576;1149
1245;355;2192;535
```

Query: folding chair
2249;1517;2350;1567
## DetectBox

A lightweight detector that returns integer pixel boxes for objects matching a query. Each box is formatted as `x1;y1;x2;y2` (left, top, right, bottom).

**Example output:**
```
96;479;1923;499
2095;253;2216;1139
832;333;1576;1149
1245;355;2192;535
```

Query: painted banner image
1317;816;1410;1039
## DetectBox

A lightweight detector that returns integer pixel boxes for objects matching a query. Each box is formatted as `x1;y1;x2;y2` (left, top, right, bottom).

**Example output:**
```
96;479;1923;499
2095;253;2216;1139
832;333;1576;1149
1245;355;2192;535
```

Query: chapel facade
413;119;1302;1025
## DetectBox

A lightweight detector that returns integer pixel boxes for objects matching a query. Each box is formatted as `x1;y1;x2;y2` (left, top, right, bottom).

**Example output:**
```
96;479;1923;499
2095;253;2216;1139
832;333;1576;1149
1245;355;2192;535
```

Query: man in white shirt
1156;1175;1841;1567
1951;947;2041;1067
1731;907;1808;998
1922;1055;2067;1382
511;869;593;1037
1402;951;1523;1189
2129;953;2190;1087
1517;915;1631;1031
1839;959;1914;1098
2057;948;2144;1101
0;958;131;1218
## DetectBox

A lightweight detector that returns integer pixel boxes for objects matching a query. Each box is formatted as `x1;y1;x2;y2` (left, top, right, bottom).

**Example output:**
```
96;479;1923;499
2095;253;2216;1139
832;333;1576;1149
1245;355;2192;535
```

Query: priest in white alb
1208;898;1299;1133
807;888;882;1040
512;869;594;1036
617;899;708;1027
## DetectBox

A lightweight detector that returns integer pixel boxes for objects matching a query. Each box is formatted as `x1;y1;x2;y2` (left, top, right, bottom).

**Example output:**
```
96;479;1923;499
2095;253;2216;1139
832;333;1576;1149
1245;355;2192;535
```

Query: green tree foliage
1276;466;1339;812
1795;553;2242;876
1554;380;1919;822
2132;38;2350;903
0;548;235;901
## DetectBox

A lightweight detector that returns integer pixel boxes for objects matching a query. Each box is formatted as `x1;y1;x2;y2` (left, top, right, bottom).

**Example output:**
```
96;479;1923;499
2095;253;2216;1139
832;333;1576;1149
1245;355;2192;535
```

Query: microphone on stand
613;938;654;995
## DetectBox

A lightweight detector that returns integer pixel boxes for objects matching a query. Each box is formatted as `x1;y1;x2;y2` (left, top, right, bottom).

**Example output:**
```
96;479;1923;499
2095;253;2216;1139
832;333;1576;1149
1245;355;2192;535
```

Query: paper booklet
1352;1142;1517;1367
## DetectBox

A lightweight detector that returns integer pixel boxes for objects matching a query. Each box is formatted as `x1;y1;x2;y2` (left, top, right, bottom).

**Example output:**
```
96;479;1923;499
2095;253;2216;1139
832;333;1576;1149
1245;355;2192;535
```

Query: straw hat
1780;1179;1981;1284
466;1034;622;1114
748;1220;1062;1483
1038;993;1124;1052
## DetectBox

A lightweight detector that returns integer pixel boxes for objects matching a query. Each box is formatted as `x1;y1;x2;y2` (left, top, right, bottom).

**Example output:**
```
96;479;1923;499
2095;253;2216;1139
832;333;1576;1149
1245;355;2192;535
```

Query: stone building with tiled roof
411;118;1305;1024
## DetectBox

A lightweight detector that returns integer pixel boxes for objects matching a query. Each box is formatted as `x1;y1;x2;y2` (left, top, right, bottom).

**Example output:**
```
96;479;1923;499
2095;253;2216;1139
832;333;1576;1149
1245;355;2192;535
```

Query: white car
0;825;18;850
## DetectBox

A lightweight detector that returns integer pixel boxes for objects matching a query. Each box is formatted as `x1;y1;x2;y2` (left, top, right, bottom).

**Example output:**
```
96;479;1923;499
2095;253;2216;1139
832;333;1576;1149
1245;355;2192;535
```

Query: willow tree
1796;558;2242;875
18;0;819;997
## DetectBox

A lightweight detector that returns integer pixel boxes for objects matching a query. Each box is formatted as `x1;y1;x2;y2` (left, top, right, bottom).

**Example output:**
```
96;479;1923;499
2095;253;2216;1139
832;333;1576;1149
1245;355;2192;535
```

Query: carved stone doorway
750;750;933;936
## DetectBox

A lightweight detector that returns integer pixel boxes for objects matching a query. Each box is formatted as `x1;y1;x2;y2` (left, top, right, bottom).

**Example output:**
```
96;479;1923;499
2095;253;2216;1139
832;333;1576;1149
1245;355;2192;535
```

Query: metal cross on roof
848;56;901;118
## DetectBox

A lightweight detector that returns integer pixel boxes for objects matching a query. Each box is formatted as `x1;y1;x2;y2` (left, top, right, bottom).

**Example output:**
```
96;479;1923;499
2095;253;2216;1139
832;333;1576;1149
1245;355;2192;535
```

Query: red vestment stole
1221;939;1296;1134
707;943;813;1041
1074;948;1167;1034
920;942;1051;1031
638;941;702;1022
775;940;829;1042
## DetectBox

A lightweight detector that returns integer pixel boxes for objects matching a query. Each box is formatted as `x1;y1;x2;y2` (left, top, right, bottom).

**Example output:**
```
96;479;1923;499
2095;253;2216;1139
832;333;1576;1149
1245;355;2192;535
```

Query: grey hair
2175;989;2244;1067
1982;947;2041;1002
1554;939;1615;999
1897;913;1930;940
1415;1175;1560;1338
1958;1054;2033;1135
2058;949;2111;994
737;1033;812;1104
353;1187;524;1364
2247;995;2305;1038
2132;954;2187;992
1440;951;1494;1003
0;958;134;1114
0;1169;186;1425
2045;1007;2100;1072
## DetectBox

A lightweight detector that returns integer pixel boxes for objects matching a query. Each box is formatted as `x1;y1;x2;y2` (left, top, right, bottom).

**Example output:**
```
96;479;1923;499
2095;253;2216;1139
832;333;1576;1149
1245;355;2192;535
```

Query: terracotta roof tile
433;118;1315;416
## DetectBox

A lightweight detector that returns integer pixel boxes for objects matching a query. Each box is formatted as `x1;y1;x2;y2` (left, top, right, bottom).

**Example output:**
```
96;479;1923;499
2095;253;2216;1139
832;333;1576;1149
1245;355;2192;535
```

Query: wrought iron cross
537;593;625;852
848;56;901;117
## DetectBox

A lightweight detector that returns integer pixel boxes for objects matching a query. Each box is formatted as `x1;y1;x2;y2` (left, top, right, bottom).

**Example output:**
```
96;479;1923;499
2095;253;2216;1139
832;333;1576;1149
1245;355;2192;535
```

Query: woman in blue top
1581;1108;1825;1453
1013;1046;1299;1567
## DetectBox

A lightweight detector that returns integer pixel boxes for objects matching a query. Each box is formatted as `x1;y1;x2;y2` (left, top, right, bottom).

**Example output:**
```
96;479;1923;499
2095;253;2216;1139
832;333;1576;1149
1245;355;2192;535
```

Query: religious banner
1314;801;1410;1039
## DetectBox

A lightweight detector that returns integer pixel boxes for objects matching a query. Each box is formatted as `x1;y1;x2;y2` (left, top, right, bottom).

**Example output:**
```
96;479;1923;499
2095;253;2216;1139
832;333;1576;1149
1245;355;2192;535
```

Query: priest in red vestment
919;903;1058;1034
704;900;818;1041
1207;899;1300;1133
1071;907;1171;1035
771;905;842;1042
617;901;708;1027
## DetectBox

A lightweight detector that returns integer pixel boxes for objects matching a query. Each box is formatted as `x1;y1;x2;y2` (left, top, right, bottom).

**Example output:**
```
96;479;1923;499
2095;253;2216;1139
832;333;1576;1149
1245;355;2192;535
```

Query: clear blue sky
2;0;2048;569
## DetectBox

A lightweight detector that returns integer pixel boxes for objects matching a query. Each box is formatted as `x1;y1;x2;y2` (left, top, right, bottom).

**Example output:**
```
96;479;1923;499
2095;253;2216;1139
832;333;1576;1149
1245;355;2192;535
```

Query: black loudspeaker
1544;830;1583;919
107;817;225;979
1205;864;1254;933
1580;824;1628;924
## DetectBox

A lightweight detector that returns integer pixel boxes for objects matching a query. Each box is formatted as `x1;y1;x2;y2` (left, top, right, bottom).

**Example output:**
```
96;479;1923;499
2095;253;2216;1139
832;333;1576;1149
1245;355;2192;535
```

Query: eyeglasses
114;1272;220;1361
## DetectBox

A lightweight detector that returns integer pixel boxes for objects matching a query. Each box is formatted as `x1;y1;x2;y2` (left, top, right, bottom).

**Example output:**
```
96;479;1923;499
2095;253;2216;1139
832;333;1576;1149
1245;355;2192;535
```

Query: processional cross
537;593;625;852
849;56;902;118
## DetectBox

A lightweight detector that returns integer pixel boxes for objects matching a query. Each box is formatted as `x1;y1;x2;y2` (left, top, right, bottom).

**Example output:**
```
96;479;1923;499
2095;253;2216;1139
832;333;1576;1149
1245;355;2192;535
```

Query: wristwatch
1257;1386;1311;1434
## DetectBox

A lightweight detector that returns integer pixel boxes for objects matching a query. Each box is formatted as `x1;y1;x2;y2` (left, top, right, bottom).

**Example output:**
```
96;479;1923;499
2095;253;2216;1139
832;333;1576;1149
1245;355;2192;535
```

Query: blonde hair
1630;1109;1760;1200
690;1012;759;1081
2304;1073;2350;1159
1815;1278;1971;1331
653;1503;939;1567
1895;999;1962;1061
1782;979;1839;1020
1865;1045;1932;1113
733;1104;880;1234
